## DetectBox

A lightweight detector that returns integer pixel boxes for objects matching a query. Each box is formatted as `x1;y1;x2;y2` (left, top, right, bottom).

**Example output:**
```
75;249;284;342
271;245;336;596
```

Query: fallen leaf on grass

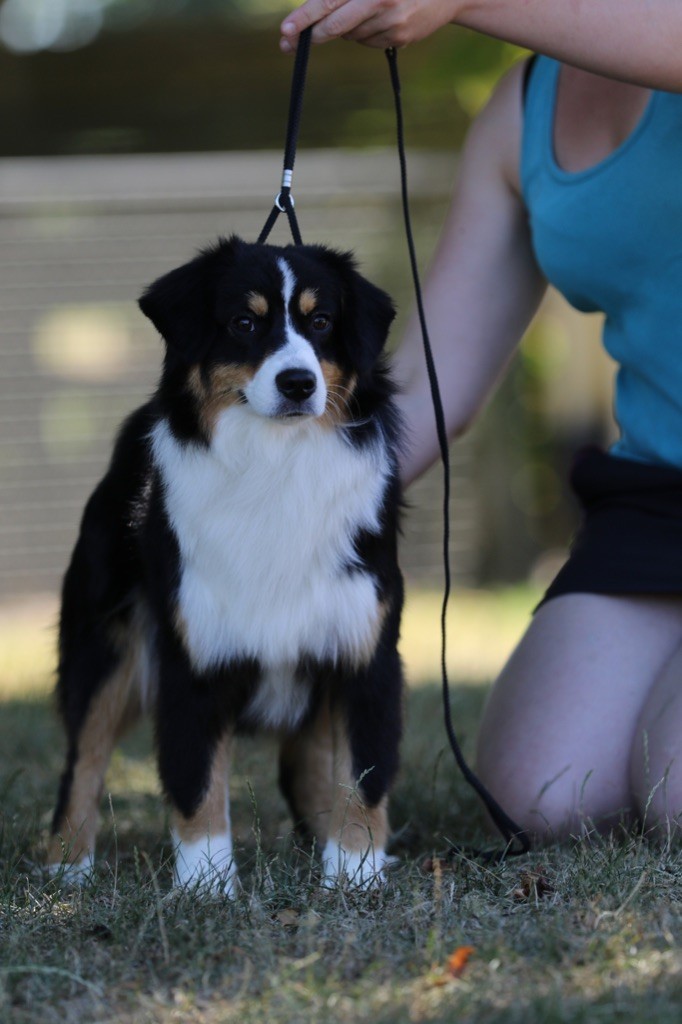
447;945;475;977
421;946;476;988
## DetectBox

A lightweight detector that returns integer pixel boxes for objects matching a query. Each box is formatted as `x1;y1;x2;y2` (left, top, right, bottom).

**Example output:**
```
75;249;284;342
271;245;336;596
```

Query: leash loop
385;46;531;862
275;190;295;213
258;26;312;246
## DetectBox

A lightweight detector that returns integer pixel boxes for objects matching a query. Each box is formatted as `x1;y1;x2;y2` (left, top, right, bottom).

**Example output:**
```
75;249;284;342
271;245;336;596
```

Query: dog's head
139;236;395;434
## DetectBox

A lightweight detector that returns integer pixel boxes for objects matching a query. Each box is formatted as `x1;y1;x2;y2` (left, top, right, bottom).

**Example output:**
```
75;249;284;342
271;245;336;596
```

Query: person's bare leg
630;638;682;834
475;594;682;840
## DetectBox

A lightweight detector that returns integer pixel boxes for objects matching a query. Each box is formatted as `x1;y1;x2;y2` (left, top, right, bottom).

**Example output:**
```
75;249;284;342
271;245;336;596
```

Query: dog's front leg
156;645;238;896
169;732;236;896
322;651;402;890
322;735;390;891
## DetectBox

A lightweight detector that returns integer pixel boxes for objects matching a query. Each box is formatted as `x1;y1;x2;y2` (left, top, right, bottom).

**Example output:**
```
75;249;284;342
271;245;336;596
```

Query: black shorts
541;447;682;606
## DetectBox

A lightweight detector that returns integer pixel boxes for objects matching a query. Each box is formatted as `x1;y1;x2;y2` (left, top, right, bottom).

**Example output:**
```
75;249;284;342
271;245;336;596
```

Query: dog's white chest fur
152;411;390;688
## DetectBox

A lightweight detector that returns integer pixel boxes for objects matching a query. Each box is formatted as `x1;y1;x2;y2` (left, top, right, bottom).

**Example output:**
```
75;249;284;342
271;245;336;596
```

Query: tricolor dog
48;236;404;893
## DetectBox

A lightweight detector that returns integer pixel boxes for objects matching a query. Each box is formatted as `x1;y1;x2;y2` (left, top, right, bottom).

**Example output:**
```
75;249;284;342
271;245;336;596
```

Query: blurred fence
0;148;483;601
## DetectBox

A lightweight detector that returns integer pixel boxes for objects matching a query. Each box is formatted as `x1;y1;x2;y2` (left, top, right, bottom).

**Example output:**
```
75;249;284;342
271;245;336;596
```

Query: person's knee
475;755;574;842
475;751;629;844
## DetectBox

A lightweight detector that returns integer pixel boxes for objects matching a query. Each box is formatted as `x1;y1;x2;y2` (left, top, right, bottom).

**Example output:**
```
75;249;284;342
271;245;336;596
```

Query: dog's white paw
320;839;389;890
172;831;239;897
47;854;94;886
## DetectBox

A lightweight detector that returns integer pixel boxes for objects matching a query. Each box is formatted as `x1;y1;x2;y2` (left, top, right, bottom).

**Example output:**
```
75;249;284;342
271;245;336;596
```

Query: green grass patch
1;588;681;1022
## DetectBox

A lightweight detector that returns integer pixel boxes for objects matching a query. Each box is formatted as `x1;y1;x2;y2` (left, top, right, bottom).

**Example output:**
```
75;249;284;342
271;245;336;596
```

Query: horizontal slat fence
0;149;477;600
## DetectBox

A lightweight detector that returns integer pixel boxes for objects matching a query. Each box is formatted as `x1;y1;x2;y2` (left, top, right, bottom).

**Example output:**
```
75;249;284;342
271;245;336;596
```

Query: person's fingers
280;0;380;51
343;11;400;47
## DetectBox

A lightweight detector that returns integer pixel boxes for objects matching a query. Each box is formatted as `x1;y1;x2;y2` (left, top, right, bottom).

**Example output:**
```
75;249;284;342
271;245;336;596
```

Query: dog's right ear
139;239;234;362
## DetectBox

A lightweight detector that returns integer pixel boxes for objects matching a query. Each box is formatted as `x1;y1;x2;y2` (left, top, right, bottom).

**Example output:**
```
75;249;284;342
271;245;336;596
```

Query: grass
1;587;681;1023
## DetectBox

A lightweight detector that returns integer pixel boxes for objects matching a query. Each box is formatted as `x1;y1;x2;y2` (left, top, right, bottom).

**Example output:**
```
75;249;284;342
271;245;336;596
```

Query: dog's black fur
49;237;404;888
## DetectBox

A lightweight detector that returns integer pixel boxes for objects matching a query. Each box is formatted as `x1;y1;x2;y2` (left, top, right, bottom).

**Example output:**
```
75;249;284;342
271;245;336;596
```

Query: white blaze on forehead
278;256;296;306
242;257;327;419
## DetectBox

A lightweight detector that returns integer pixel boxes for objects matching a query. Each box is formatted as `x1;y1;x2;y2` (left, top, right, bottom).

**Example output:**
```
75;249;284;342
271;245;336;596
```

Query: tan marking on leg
247;291;269;317
319;361;358;428
328;711;389;853
49;640;142;866
281;701;390;854
280;698;334;845
298;288;318;316
332;795;389;855
173;734;232;843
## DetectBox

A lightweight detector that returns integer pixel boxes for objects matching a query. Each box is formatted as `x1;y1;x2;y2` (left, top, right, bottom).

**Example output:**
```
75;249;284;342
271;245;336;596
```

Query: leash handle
385;47;531;861
258;26;313;245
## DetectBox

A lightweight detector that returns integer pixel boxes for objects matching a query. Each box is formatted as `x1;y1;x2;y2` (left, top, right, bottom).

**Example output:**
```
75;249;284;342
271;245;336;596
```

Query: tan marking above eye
246;292;269;317
298;288;318;316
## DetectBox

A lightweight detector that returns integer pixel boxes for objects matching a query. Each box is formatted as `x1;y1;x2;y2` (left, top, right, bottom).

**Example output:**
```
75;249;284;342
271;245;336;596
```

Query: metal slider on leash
276;169;295;210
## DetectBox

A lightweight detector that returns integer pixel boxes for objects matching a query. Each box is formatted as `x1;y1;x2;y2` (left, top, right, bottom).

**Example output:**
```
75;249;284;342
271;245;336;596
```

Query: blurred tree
0;2;320;55
0;3;522;157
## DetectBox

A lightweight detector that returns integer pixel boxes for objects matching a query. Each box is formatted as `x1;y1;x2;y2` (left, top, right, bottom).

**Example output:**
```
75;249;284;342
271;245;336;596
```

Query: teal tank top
521;56;682;469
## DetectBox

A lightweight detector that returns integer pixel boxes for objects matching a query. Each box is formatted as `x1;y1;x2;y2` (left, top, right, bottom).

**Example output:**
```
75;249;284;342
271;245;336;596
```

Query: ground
1;588;681;1023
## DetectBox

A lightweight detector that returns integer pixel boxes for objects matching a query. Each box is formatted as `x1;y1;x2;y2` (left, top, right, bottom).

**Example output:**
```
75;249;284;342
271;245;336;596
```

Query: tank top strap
520;55;560;202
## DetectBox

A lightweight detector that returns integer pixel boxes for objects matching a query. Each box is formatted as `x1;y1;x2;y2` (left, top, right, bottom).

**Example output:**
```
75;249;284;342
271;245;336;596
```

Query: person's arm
392;62;546;485
280;1;682;91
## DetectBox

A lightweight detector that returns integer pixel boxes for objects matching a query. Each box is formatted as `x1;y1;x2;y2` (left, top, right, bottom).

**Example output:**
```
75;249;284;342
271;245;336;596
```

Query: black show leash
258;26;313;245
385;47;530;862
258;28;531;861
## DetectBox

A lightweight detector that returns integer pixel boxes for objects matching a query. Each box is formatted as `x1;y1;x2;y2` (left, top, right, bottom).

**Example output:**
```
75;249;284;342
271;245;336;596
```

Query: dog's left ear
346;271;397;375
139;240;234;362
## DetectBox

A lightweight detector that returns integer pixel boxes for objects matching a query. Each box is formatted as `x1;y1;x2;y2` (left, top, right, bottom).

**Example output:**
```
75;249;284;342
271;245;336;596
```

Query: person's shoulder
479;58;530;129
464;59;529;195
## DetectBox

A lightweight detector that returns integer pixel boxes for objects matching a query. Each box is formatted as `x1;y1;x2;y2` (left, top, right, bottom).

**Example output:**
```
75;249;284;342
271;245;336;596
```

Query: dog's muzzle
243;335;327;420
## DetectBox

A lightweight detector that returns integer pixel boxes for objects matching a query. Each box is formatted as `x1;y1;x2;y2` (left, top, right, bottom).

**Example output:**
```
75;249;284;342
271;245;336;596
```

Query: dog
47;236;404;893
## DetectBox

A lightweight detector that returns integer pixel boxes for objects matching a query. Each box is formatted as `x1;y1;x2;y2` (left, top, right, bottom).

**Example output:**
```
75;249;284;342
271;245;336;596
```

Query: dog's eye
311;313;332;333
231;315;255;334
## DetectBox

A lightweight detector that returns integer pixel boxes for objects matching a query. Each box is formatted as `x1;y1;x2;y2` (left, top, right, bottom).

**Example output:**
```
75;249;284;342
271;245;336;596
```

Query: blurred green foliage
0;6;524;156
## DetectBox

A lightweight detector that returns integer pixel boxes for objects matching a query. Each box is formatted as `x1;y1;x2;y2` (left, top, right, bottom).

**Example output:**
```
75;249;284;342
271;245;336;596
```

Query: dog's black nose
276;368;317;402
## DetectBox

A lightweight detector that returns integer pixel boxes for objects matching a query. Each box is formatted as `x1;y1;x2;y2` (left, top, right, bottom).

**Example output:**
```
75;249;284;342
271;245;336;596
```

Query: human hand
280;0;461;53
